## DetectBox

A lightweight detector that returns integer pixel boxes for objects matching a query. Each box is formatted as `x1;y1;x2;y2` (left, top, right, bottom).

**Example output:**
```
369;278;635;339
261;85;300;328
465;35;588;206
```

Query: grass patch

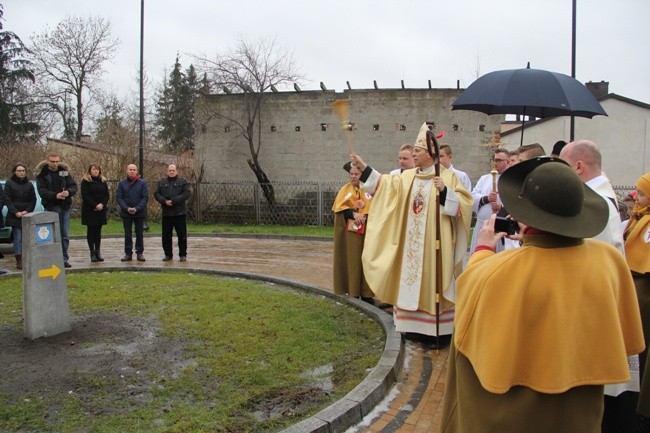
68;219;334;238
0;272;383;432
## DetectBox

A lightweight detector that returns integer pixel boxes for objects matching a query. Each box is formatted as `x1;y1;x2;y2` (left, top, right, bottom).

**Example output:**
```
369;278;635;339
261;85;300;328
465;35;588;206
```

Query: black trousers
162;215;187;257
86;225;103;251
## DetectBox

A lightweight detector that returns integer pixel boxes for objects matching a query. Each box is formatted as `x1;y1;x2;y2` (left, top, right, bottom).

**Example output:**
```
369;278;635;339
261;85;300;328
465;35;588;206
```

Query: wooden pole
426;129;443;352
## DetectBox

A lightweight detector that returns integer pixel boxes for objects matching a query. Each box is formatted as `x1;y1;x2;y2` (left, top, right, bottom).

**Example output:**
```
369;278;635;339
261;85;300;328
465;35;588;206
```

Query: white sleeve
442;187;460;216
361;169;382;194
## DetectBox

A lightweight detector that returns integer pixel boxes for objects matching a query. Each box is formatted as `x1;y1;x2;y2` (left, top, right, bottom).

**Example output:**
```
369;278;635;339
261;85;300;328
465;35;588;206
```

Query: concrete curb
10;266;404;433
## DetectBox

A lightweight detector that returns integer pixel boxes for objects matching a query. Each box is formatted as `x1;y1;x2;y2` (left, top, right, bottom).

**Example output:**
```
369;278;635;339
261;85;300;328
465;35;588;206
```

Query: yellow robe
361;167;472;315
623;210;650;416
624;209;650;274
455;235;644;394
442;234;645;432
331;183;372;296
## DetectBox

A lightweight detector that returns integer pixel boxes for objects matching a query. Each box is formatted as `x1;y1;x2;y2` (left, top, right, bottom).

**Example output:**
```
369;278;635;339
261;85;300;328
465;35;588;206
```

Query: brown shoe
136;254;146;262
121;255;132;262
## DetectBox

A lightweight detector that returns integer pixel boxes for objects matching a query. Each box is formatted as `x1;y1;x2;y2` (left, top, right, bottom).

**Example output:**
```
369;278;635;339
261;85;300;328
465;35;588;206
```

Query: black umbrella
452;65;607;145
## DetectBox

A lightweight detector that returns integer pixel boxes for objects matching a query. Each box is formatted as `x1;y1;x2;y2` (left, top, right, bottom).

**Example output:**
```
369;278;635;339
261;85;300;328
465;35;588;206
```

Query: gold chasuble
362;166;472;335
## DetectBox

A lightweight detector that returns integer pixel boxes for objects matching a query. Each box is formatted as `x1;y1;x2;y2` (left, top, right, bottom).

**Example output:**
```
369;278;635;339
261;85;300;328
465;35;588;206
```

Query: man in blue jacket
116;164;148;262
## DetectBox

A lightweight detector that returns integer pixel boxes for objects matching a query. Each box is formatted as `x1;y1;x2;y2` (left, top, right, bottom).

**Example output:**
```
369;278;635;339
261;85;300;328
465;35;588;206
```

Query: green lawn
68;219;334;238
0;272;382;432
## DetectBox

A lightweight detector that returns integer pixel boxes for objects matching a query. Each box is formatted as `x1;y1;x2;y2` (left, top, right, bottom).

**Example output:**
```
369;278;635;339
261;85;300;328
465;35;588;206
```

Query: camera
494;216;519;235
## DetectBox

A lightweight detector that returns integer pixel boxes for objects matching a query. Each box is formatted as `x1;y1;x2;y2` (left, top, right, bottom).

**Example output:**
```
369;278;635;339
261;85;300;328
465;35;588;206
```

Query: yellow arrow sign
38;265;61;280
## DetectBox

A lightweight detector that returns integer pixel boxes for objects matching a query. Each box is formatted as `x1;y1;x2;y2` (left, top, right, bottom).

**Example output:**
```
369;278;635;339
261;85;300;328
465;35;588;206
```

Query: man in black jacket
36;152;77;268
154;164;191;262
0;182;5;259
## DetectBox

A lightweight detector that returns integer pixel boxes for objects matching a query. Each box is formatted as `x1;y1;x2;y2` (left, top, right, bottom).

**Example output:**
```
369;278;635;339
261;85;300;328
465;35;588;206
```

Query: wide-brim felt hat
498;157;609;239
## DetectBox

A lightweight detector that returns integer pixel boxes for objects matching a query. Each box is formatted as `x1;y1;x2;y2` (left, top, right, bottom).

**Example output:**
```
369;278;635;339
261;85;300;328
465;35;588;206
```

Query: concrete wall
500;96;650;186
194;88;505;186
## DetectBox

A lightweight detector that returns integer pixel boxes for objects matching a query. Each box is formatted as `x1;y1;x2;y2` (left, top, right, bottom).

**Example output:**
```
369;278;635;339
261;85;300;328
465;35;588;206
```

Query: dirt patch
0;313;190;419
0;311;336;431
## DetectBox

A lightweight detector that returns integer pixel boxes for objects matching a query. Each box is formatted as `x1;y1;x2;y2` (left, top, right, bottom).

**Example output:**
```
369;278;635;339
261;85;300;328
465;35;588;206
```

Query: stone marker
22;211;71;340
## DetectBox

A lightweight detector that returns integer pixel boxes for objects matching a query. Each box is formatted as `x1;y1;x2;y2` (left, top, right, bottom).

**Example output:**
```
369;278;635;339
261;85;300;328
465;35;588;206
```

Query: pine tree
155;56;199;152
0;4;38;141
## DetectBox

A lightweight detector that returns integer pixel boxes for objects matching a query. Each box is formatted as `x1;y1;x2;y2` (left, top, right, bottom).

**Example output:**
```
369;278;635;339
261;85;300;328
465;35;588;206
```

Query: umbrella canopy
452;67;607;118
452;66;607;145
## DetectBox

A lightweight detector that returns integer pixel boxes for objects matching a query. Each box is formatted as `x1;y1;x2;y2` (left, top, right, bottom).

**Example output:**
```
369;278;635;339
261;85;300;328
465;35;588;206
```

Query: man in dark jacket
116;164;148;262
36;152;77;268
154;164;191;261
0;182;5;259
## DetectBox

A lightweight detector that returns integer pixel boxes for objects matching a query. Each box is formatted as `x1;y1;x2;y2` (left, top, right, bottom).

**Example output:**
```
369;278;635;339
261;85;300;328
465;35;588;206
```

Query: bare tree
29;15;119;141
194;36;303;205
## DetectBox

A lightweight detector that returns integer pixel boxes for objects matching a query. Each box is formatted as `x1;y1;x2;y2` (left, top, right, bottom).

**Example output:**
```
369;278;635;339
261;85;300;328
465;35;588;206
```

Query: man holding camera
441;157;644;433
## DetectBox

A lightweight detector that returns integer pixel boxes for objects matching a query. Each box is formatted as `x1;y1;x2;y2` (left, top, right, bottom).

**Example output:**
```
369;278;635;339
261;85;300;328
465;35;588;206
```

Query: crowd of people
0;153;192;269
333;127;649;432
0;133;648;431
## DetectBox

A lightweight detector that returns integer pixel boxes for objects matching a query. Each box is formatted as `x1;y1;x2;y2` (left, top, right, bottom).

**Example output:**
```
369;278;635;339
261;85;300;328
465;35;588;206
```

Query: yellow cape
332;183;371;215
625;212;650;273
456;235;645;394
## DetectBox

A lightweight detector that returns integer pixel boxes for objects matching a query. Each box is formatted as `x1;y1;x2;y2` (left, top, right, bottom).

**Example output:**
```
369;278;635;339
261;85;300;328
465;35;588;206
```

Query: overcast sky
5;0;650;105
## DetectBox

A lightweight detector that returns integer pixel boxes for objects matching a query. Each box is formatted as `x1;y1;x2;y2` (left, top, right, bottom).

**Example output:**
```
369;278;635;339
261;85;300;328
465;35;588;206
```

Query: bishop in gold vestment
350;123;472;337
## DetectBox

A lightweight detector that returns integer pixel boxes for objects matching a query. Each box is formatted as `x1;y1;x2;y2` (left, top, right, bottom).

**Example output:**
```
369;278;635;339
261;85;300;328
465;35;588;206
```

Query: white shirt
449;164;472;192
585;175;625;255
469;173;503;254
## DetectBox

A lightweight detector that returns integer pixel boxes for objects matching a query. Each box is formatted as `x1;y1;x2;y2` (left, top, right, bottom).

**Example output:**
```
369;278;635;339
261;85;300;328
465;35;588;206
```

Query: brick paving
0;234;447;432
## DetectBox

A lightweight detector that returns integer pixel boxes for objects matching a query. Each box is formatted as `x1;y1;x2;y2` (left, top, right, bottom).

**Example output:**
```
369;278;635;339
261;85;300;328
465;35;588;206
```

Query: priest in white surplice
350;123;472;338
469;149;511;254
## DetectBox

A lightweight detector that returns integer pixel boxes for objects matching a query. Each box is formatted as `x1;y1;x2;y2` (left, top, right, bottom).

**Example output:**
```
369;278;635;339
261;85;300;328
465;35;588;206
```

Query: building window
399;124;406;131
224;126;230;133
295;126;301;132
479;124;485;132
453;124;459;131
372;124;379;131
271;125;277;132
320;123;328;131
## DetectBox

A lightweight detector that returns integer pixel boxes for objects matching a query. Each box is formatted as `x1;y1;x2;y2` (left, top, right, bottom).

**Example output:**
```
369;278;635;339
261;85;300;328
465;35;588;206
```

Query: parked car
0;180;44;244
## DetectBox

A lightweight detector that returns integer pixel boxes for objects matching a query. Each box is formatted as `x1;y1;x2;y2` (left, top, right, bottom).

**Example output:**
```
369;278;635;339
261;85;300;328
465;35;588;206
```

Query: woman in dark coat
80;164;109;262
4;163;37;269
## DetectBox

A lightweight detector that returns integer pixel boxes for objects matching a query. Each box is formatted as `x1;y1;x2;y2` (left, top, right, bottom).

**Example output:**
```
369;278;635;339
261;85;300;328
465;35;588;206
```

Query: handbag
346;219;365;234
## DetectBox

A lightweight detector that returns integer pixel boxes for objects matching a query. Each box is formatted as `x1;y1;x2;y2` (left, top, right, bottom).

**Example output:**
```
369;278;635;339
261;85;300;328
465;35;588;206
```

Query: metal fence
67;181;638;227
194;181;341;226
70;180;342;226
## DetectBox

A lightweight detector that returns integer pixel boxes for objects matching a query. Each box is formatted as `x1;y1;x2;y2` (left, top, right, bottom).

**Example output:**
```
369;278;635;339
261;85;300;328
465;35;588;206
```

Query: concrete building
194;87;505;186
